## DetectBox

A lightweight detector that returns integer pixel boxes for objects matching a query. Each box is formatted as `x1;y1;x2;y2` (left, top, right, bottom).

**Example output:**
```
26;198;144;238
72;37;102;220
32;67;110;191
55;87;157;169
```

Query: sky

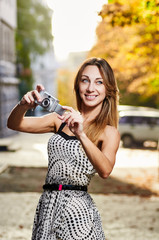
46;0;107;61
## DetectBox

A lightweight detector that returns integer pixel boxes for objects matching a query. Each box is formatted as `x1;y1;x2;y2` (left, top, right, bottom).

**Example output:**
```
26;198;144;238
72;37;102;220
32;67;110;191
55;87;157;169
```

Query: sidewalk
0;132;159;240
0;192;159;240
0;132;51;171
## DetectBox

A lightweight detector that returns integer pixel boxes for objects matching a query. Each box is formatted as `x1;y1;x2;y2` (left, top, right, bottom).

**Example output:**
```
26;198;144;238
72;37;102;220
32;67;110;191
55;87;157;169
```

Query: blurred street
0;132;159;240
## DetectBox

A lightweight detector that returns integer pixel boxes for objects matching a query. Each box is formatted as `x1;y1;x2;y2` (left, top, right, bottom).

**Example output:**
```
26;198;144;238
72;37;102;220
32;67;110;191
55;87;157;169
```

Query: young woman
7;57;120;239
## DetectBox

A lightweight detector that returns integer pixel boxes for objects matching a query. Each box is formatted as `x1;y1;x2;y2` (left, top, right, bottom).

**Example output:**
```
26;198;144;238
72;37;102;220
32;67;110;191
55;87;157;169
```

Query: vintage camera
36;90;65;116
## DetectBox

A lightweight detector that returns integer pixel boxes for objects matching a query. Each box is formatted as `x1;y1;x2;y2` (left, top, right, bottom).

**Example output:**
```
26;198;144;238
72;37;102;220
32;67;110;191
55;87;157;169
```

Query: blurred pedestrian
7;57;120;239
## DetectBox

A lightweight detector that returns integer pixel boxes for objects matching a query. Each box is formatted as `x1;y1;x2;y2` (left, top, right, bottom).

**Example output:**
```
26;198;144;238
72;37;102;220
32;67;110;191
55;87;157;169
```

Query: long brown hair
74;57;119;145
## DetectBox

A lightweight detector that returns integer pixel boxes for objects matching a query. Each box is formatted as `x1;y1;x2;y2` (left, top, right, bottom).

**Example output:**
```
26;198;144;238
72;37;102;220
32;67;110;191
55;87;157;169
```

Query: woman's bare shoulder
105;125;120;136
100;125;120;143
53;113;63;132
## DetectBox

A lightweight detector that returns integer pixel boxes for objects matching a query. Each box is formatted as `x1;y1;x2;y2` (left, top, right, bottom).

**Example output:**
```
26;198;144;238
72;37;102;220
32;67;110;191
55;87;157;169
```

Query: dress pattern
32;123;105;240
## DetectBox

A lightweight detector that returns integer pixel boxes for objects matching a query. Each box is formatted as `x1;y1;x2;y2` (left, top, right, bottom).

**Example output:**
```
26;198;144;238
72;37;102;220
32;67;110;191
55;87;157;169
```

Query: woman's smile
84;94;98;100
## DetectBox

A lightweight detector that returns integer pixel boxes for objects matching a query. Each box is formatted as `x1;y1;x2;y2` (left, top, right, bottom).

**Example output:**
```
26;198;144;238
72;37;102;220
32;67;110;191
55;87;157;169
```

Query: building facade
0;0;19;137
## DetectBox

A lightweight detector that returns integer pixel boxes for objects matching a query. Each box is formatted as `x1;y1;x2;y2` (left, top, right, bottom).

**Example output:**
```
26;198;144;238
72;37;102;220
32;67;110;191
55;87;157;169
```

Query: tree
16;0;53;97
89;0;159;107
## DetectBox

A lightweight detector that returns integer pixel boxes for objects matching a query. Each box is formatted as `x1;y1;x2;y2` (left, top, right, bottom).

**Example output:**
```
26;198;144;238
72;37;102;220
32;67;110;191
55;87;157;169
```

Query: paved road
0;193;158;240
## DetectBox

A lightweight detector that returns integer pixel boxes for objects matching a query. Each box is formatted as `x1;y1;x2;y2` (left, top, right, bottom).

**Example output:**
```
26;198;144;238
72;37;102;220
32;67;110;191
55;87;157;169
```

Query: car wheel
122;135;134;148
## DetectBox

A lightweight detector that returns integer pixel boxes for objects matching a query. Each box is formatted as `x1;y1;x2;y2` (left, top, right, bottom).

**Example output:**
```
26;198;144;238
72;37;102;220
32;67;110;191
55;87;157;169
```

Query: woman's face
78;65;106;109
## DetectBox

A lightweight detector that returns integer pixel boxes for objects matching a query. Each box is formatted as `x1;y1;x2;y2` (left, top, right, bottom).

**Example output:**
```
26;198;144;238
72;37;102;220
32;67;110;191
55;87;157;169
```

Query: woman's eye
81;79;88;83
96;80;103;84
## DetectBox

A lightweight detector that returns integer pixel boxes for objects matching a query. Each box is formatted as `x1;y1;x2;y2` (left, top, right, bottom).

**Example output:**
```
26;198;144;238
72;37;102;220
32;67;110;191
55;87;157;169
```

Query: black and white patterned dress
32;123;105;240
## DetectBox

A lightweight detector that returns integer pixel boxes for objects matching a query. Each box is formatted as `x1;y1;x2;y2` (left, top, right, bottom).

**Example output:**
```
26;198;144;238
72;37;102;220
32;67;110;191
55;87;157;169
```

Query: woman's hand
58;106;84;138
19;84;45;109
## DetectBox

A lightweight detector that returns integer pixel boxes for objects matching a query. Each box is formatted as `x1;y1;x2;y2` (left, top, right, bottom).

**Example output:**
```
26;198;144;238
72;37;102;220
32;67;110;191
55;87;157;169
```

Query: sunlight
46;0;107;61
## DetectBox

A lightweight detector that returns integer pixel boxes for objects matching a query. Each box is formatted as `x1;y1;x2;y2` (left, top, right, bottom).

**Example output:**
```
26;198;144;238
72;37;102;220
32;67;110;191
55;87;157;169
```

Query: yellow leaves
89;0;159;106
126;53;134;61
128;76;150;95
128;73;159;97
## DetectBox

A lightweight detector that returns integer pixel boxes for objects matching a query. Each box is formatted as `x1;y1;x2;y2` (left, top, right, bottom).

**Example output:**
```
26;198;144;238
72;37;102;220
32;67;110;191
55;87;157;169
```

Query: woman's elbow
7;119;19;131
99;166;114;179
99;172;110;179
7;119;13;130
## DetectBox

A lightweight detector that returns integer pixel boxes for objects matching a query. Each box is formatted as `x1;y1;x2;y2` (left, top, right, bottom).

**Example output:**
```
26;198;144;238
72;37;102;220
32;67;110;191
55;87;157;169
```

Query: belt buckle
58;184;62;191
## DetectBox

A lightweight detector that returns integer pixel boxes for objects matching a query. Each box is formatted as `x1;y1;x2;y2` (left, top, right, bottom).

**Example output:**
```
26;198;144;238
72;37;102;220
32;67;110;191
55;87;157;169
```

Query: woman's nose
87;82;95;92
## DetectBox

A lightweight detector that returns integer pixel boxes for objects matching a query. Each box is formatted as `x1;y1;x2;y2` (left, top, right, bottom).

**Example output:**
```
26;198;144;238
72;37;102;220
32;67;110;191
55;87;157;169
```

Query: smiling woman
7;57;120;240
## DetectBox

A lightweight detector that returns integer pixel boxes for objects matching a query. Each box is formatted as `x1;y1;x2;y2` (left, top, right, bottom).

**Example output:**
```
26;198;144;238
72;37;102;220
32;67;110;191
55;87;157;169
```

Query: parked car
118;110;159;148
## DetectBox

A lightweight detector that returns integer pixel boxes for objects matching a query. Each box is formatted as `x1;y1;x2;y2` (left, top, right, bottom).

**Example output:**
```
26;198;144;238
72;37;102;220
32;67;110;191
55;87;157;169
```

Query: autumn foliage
89;0;159;108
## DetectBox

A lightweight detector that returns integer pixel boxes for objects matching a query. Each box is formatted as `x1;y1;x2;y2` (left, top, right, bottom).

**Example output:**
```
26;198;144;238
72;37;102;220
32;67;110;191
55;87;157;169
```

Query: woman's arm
7;85;59;134
59;106;120;178
78;127;120;178
7;104;57;133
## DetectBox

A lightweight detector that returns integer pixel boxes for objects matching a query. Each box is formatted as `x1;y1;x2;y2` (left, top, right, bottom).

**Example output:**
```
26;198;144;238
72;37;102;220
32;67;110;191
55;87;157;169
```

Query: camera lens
41;98;50;108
